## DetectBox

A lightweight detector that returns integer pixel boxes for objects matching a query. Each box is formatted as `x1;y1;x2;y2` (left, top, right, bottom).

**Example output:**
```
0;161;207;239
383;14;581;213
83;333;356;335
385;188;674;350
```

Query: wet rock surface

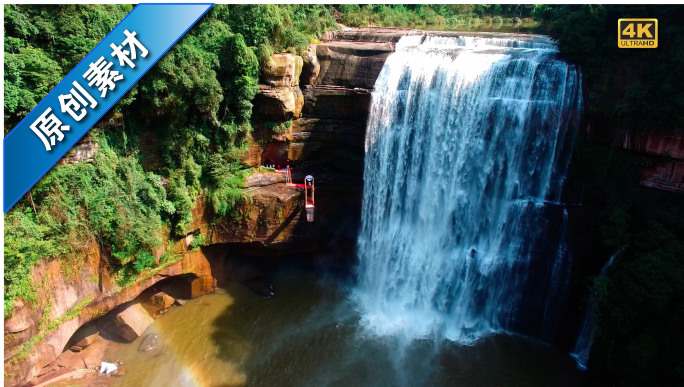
242;276;276;299
138;334;164;357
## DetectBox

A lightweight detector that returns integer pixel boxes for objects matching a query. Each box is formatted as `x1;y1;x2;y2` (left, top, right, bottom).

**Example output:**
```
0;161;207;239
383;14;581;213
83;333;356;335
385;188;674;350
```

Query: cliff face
251;31;394;170
242;31;398;253
4;29;396;386
587;125;684;193
4;245;217;385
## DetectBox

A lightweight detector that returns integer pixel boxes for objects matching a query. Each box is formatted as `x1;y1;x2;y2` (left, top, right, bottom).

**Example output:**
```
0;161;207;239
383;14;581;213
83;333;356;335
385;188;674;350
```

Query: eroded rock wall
247;35;397;257
587;125;684;193
3;247;216;385
5;29;399;386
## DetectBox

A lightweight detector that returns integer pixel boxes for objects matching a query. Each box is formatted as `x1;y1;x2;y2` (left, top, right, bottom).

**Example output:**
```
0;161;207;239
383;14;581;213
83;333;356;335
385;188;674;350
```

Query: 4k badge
618;18;658;48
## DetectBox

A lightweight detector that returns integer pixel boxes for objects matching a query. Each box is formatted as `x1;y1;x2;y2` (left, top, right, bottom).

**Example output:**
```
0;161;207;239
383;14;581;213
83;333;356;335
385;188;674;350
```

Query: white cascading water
355;34;583;344
570;248;624;369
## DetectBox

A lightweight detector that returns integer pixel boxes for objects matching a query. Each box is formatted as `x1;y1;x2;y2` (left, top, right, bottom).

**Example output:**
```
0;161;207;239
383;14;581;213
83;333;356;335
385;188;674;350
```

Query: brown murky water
103;270;585;386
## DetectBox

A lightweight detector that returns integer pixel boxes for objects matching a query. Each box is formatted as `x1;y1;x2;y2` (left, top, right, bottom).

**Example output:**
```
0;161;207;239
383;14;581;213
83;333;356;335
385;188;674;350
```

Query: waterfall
571;248;624;370
355;34;583;344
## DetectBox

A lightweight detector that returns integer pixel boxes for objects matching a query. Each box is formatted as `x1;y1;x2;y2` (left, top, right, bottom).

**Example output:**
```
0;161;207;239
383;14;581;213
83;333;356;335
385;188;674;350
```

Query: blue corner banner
3;3;213;212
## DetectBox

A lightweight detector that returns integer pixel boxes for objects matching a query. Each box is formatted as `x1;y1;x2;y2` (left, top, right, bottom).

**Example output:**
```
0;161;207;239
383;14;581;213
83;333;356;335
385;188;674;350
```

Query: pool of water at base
107;269;586;387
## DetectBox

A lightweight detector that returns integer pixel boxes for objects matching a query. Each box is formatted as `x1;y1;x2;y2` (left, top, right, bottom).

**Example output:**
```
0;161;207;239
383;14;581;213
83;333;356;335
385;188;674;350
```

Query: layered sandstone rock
620;130;684;158
255;85;304;121
641;160;684;193
59;137;98;165
300;45;320;86
239;144;264;168
621;130;684;193
3;248;217;386
245;34;396;258
587;126;684;193
255;53;305;121
244;172;287;188
314;42;392;89
321;27;407;43
261;53;303;87
190;182;308;248
254;36;391;169
301;85;371;123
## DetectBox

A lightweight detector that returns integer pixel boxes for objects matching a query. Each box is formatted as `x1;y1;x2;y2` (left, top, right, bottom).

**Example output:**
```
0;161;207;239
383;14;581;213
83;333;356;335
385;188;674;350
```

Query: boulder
138;334;164;357
261;53;303;87
99;303;153;342
254;86;304;121
300;45;320;86
77;338;108;369
148;292;175;310
141;292;175;318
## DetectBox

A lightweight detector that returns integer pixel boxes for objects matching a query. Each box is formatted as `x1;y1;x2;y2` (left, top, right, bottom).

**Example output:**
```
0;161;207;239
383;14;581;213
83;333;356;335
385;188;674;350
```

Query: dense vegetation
548;5;684;386
337;4;543;31
3;4;339;317
4;4;684;386
569;138;684;386
548;5;684;134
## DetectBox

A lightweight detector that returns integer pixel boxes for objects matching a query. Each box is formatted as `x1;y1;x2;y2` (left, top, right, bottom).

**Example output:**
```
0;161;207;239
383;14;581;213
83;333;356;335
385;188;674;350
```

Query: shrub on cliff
3;134;172;315
227;4;337;58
